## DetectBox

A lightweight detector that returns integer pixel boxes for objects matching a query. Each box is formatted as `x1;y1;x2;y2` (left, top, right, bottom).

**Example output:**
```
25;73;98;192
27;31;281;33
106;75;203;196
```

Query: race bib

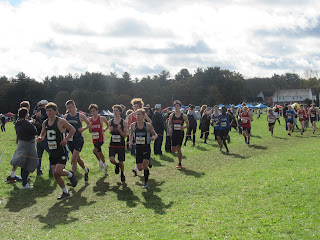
213;121;219;127
242;119;247;123
174;124;181;130
311;114;315;118
112;135;121;143
287;115;292;119
268;118;274;123
92;132;99;139
48;141;57;150
220;122;227;127
136;136;145;145
68;136;73;141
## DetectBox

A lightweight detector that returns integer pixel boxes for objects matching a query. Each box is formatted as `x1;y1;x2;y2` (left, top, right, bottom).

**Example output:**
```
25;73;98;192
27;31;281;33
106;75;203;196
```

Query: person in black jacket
152;104;165;155
200;108;211;143
184;105;200;146
10;107;38;189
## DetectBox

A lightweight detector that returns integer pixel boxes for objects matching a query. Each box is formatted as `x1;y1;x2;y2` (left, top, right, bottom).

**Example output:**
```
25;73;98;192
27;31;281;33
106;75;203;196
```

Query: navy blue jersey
212;113;220;130
66;112;83;141
219;114;230;130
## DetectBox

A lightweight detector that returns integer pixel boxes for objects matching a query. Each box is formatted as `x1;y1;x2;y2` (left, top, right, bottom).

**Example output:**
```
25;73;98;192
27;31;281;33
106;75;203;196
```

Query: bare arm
183;114;189;129
101;116;109;132
168;113;173;133
144;114;152;124
60;118;76;146
128;122;135;149
79;113;92;133
36;121;47;143
118;120;128;138
147;123;158;141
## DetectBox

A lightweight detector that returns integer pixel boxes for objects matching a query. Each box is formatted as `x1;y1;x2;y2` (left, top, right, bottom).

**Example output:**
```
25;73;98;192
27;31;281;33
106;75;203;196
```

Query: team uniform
310;109;317;123
218;113;230;139
298;109;306;123
134;122;151;164
267;115;276;127
66;112;84;152
241;112;251;133
90;115;104;152
45;117;68;165
212;113;220;140
286;110;294;124
109;119;126;162
171;114;185;147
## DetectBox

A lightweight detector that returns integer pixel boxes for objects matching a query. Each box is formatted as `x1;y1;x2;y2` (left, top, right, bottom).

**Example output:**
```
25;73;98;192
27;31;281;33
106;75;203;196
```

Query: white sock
62;187;68;193
135;164;138;170
104;162;108;167
68;172;73;178
83;167;88;173
10;170;15;178
99;160;103;164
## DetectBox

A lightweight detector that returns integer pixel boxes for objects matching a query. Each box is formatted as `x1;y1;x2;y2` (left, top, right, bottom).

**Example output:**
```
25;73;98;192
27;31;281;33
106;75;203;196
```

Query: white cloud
0;0;320;80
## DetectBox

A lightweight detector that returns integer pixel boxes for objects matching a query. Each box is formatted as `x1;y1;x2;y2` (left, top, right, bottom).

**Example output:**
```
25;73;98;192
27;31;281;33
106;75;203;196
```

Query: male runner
241;106;253;144
64;100;92;182
217;106;230;154
309;103;318;134
168;100;189;169
108;105;128;182
88;104;108;174
129;108;157;188
297;106;306;135
267;109;276;136
37;102;77;200
211;105;221;149
286;105;295;136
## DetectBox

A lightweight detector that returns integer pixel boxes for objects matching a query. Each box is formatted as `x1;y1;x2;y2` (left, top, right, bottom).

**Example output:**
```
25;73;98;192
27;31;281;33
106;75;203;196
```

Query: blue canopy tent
246;103;255;108
234;104;242;109
255;103;268;108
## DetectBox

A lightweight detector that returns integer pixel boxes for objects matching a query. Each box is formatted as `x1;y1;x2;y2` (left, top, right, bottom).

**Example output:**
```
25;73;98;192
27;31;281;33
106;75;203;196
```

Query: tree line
0;68;319;114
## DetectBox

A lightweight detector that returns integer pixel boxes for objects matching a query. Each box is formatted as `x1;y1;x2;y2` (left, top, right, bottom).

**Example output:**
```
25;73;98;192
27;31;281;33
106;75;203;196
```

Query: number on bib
112;135;121;143
136;136;145;145
92;132;99;140
174;124;181;131
48;141;57;150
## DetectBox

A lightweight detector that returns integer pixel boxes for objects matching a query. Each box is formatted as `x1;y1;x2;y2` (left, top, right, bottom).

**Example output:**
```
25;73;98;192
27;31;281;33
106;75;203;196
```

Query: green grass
1;115;320;239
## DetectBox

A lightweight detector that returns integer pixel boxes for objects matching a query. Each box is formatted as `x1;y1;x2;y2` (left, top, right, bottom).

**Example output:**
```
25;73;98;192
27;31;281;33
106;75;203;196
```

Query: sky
0;0;319;81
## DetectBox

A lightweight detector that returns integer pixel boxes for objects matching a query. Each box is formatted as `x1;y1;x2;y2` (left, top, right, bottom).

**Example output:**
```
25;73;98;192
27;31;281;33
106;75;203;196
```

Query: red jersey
298;109;306;121
128;113;137;126
90;115;104;144
241;112;251;128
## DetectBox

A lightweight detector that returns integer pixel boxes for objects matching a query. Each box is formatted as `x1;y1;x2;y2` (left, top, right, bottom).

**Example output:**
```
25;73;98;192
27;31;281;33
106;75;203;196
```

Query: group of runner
4;98;318;200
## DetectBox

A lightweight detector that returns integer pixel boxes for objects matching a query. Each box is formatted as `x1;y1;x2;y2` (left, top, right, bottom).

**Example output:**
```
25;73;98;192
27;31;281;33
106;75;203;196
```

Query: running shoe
21;183;33;189
57;192;70;200
115;163;120;174
69;171;78;187
226;150;230;154
121;173;126;182
132;168;138;176
176;164;182;169
219;147;222;151
84;168;89;182
142;182;148;188
148;161;152;168
288;133;291;136
98;161;103;171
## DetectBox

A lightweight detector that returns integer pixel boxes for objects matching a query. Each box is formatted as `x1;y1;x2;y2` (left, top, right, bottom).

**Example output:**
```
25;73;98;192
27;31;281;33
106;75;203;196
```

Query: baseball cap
155;104;161;109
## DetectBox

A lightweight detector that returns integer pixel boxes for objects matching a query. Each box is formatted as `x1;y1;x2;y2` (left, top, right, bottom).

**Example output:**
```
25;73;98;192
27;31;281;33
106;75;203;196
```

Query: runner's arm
147;123;158;141
36;121;47;142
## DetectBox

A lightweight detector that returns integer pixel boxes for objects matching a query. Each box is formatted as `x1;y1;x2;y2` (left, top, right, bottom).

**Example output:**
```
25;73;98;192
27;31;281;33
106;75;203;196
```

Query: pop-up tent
234;104;242;109
255;103;268;108
291;102;300;110
5;112;14;116
246;103;255;108
99;110;114;116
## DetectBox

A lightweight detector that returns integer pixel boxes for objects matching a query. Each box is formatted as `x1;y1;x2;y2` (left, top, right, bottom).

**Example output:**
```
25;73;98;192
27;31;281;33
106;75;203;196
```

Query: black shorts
171;131;184;147
218;129;229;137
243;127;251;133
310;118;317;123
109;147;125;162
268;123;275;127
49;154;68;166
68;140;84;153
136;146;151;164
214;129;219;140
287;120;293;125
94;141;104;152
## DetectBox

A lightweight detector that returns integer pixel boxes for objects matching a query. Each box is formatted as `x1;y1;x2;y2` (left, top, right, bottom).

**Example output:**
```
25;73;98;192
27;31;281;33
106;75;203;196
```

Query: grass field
0;115;320;239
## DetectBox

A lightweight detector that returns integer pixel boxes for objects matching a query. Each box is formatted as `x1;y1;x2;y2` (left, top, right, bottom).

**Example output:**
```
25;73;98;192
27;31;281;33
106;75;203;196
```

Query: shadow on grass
5;176;57;212
248;144;268;150
226;152;248;159
273;136;287;140
35;184;96;229
141;180;173;215
149;157;163;167
251;135;262;139
159;154;174;162
193;145;209;151
93;175;109;196
110;182;140;208
179;167;205;178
